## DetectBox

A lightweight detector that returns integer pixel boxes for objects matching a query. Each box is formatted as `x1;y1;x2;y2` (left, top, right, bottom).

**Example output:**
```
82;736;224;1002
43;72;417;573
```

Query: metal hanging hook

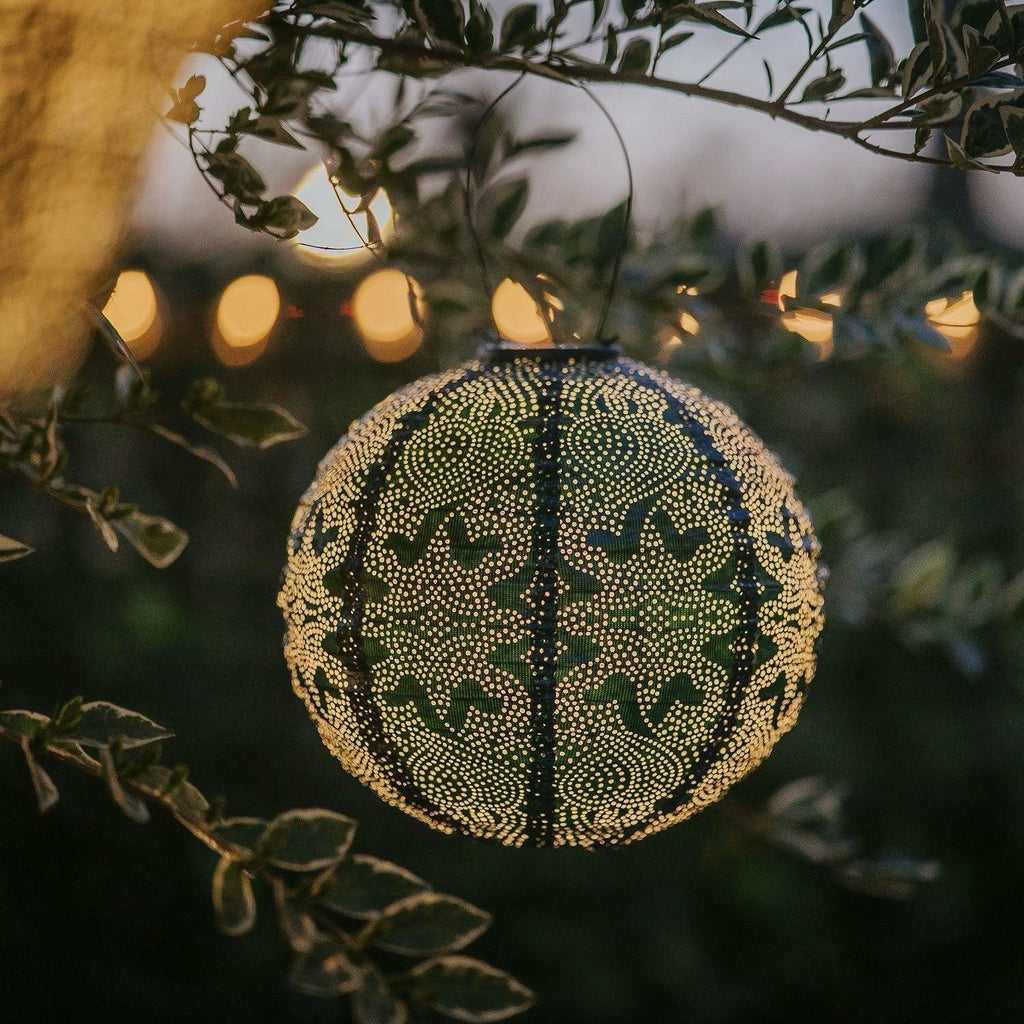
463;72;635;349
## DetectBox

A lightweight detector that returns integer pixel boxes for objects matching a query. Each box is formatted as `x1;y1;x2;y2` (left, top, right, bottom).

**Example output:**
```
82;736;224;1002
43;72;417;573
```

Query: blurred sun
292;164;392;264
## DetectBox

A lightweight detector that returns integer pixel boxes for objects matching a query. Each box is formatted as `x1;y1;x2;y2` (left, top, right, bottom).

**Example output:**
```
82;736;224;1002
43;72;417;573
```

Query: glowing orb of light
351;269;425;363
102;270;162;358
292;165;392;264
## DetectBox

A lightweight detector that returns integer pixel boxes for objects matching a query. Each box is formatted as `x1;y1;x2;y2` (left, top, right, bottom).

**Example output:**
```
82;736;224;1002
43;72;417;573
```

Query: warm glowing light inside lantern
102;270;161;358
292;164;392;263
925;291;980;358
492;279;552;345
352;269;425;363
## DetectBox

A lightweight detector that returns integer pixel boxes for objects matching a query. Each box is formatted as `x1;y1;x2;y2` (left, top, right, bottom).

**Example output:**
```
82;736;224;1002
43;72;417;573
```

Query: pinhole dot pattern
279;354;825;847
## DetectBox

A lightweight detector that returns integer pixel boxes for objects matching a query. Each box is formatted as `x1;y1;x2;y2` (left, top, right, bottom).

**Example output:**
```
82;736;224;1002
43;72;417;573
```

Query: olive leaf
289;938;362;997
316;854;431;919
261;808;358;871
212;857;257;936
405;956;535;1023
369;893;491;956
0;534;33;563
76;702;173;750
20;737;59;814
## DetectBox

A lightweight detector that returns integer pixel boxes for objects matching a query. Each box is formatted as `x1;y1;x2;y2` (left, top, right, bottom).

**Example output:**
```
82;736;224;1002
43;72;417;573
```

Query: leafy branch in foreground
173;0;1024;246
0;696;533;1024
0;366;306;569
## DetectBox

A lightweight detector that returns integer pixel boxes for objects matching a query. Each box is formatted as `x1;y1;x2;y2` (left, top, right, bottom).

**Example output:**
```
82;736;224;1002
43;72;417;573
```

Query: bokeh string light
351;269;425;363
491;279;553;345
101;270;162;359
212;274;280;367
925;291;981;359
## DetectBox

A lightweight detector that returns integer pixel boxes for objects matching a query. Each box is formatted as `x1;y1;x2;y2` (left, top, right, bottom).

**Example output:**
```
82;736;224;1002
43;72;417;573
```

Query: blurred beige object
0;0;262;398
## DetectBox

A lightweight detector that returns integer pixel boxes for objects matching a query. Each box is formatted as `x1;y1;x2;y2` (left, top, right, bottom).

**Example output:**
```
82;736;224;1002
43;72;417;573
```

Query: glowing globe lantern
279;348;824;847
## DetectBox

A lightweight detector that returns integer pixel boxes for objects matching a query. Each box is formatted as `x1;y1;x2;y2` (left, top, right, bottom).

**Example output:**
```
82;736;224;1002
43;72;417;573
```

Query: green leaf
901;41;932;99
617;37;652;75
273;879;319;953
860;13;895;87
289;938;361;997
755;6;810;32
354;965;408;1024
505;132;576;158
800;68;845;102
316;854;431;919
253;195;318;238
465;0;494;53
914;90;963;125
962;94;1018;157
828;0;855;34
962;24;1001;79
100;746;150;824
484;177;529;240
945;134;996;170
0;709;49;738
414;0;466;46
21;737;59;814
247;116;304;149
406;956;535;1023
738;238;781;296
166;76;205;124
212;857;257;936
799;242;863;297
1003;267;1024;318
922;0;948;79
891;540;955;613
179;74;206;102
894;312;952;352
112;511;189;569
190;399;308;449
148;425;237;489
603;24;618;64
369;893;491;956
77;702;173;749
499;4;537;50
0;534;33;563
214;816;269;853
204;151;266;203
839;856;942;900
263;808;357;871
676;2;755;39
659;29;694;53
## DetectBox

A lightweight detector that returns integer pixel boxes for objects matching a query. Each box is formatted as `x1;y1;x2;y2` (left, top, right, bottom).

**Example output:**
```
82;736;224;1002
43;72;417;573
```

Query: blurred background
3;2;1024;1019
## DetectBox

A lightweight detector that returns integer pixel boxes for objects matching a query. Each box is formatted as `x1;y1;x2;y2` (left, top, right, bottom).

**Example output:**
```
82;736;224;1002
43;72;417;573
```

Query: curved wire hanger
463;72;635;349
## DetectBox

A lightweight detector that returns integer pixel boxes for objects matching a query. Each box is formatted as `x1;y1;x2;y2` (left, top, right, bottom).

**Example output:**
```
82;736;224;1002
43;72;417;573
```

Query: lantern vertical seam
318;365;488;833
632;370;759;817
524;362;564;847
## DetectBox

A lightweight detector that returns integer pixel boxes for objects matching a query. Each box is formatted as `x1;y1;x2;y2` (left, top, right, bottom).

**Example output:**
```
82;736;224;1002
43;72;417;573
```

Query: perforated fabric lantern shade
279;350;824;848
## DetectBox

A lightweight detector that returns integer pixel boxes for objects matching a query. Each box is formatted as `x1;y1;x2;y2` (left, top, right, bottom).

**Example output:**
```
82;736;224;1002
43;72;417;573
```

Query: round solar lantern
279;346;825;847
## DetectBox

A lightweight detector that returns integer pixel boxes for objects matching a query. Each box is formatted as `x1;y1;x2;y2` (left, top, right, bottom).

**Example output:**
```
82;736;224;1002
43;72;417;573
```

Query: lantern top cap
483;342;621;364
